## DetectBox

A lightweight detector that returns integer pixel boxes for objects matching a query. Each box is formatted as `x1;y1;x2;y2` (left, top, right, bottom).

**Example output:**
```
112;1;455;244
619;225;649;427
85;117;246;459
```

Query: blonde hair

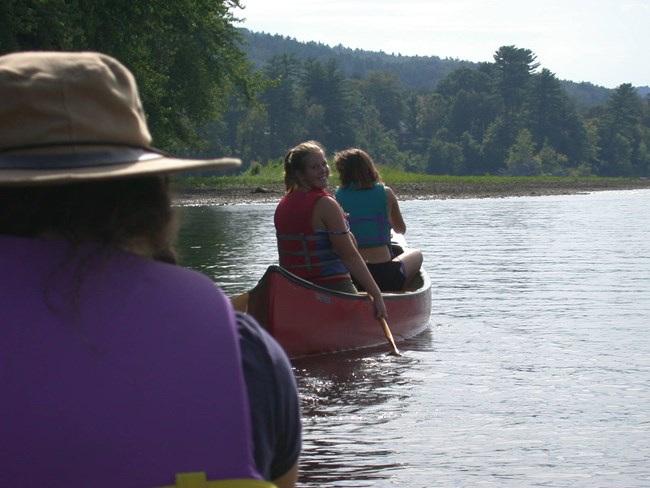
283;140;326;191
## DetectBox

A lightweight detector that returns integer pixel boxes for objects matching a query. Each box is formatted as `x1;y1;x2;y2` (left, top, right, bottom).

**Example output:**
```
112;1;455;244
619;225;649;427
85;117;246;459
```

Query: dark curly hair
0;176;178;262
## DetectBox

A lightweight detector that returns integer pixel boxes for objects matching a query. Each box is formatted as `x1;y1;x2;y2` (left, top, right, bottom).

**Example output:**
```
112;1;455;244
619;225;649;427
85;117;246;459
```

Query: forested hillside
240;30;618;110
2;3;649;178
241;30;477;92
227;30;650;177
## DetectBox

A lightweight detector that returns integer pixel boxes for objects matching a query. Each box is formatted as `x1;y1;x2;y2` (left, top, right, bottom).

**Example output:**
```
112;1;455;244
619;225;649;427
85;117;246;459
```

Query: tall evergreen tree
493;45;539;146
526;68;565;148
262;54;303;156
300;58;354;149
597;83;643;175
357;71;405;132
436;67;495;142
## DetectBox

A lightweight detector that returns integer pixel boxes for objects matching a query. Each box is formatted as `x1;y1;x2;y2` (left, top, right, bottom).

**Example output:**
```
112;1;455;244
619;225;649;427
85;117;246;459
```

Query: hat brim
0;147;240;186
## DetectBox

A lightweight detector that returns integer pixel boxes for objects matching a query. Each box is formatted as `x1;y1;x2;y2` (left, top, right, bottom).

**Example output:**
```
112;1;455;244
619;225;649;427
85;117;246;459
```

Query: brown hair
283;140;326;191
0;176;178;262
334;148;382;189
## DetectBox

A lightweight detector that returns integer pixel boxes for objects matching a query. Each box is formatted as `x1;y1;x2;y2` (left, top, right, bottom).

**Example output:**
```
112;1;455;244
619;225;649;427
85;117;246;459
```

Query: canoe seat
156;472;277;488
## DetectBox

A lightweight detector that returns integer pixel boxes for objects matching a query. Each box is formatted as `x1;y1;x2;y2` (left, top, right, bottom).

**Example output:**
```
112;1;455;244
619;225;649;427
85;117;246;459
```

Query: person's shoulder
129;256;226;302
235;311;297;389
139;256;212;282
314;192;345;218
315;190;337;204
237;312;286;358
383;185;398;199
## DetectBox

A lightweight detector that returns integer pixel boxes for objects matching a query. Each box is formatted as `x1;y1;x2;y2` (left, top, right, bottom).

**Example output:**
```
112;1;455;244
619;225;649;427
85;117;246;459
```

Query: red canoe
244;259;431;359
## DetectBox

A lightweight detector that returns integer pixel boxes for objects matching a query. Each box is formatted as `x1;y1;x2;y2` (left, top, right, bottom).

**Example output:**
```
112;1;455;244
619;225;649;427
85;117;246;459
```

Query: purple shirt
0;235;260;487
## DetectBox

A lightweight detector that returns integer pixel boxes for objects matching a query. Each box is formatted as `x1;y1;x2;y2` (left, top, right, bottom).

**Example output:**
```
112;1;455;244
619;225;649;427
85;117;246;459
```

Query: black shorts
357;261;406;292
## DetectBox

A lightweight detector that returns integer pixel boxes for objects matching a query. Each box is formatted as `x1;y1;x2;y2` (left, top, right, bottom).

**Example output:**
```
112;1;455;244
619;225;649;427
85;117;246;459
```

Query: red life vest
274;188;349;280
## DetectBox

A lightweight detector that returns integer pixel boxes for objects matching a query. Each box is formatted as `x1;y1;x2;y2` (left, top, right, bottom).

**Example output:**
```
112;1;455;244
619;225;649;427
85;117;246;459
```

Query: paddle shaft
369;295;401;356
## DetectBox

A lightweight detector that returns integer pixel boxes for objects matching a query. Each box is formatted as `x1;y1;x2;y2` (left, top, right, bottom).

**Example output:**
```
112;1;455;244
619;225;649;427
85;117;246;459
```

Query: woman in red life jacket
274;140;387;320
334;148;423;291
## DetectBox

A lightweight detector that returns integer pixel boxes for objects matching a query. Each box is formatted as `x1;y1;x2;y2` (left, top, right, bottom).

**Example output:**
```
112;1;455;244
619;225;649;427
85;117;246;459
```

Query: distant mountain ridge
240;29;648;109
240;28;476;91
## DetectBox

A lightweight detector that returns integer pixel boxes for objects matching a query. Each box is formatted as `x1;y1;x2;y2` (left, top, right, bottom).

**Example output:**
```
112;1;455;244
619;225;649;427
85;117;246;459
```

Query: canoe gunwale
246;264;431;358
248;263;430;303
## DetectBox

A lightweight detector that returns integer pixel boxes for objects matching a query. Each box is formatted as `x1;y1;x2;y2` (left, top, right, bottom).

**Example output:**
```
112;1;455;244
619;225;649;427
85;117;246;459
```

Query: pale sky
236;0;649;89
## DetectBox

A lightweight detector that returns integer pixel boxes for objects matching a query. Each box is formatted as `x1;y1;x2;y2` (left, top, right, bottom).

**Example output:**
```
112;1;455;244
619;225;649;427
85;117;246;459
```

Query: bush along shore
172;177;650;206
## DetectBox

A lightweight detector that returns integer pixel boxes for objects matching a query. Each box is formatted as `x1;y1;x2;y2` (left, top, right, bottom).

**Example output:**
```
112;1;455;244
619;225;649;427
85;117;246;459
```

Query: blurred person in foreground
0;51;299;488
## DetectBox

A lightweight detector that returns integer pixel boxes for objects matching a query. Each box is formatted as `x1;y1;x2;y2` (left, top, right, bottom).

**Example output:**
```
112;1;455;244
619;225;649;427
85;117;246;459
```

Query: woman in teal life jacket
334;148;423;292
274;141;387;320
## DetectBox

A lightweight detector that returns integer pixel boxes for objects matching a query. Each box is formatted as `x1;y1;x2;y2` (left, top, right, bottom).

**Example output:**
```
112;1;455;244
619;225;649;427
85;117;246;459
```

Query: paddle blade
230;292;249;313
379;316;402;356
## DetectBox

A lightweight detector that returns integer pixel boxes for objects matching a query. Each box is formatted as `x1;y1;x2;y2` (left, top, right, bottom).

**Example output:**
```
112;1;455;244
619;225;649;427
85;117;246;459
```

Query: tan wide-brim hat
0;51;240;186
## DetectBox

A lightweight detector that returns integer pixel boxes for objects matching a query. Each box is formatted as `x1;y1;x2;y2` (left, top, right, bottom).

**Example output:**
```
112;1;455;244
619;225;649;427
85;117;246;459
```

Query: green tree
354;106;399;164
436;67;495;142
536;140;570;175
262;54;303;156
506;129;541;175
401;93;424;153
493;45;539;147
493;45;539;115
2;0;254;152
525;69;565;147
0;0;82;51
524;68;592;169
236;104;269;165
426;139;464;175
302;103;328;142
459;131;485;175
597;83;644;175
300;58;354;149
357;71;405;132
481;117;510;174
414;93;447;141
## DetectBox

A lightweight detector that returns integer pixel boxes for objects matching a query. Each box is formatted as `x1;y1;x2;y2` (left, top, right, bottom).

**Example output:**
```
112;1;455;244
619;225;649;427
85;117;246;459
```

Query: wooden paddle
230;291;249;313
369;295;401;356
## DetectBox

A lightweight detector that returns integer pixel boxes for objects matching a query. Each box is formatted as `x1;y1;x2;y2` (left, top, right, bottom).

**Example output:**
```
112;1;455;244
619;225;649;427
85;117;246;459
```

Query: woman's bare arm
313;196;387;319
386;186;406;235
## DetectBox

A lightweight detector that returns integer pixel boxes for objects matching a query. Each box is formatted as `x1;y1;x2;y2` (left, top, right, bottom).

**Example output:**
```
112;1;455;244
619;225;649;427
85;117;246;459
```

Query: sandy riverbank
172;178;650;206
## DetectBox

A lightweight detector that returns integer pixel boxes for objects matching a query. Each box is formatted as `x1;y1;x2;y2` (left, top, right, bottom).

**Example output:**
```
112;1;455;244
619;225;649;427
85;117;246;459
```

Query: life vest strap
157;471;277;488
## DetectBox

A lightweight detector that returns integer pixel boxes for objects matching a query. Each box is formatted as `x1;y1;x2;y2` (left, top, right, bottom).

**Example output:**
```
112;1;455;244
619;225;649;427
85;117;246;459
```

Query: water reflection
174;191;650;487
174;204;277;294
294;343;427;486
291;329;436;486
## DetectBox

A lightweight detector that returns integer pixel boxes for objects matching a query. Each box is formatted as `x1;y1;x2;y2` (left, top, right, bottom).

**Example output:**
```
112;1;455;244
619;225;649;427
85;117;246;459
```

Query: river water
175;189;650;487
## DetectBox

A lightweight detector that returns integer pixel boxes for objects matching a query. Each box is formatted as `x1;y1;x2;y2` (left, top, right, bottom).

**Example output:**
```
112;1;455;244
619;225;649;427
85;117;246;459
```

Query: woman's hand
369;290;388;320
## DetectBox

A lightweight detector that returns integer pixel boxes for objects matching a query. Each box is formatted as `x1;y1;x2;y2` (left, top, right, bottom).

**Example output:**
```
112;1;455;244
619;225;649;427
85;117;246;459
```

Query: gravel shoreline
173;179;650;206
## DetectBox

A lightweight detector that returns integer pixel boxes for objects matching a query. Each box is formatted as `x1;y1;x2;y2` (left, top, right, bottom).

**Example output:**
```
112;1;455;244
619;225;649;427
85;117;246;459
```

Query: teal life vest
335;183;391;248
